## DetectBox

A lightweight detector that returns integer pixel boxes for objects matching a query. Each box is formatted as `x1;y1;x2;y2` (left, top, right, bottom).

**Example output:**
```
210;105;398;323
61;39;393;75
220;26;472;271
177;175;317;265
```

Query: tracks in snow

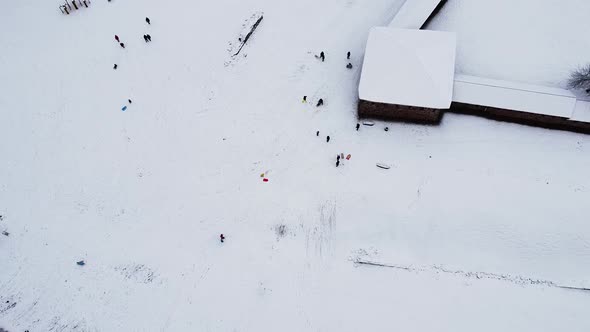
354;259;590;293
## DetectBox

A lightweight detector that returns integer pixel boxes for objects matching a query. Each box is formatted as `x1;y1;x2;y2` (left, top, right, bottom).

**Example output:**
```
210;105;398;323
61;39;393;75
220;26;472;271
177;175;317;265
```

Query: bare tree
568;64;590;93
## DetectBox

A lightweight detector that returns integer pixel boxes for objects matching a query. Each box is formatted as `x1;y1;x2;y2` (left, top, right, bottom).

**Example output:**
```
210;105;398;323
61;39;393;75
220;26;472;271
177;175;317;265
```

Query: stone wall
358;99;443;123
357;99;590;134
450;102;590;134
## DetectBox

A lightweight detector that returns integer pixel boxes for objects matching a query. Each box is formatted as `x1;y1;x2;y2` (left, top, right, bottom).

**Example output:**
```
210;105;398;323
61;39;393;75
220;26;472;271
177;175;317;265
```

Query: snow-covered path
1;0;590;331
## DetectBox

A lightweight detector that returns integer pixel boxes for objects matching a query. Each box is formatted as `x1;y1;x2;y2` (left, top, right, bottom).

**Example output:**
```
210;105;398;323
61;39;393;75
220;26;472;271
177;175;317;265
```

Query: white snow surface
359;27;456;109
453;74;577;118
389;0;444;29
571;100;590;123
426;0;590;88
1;0;590;331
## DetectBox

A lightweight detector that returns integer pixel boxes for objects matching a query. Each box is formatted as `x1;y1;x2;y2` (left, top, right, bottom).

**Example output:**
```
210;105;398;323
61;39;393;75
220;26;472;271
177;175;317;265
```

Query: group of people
304;51;359;166
59;0;90;15
303;51;354;107
318;51;353;68
113;17;152;52
221;51;357;243
113;18;152;109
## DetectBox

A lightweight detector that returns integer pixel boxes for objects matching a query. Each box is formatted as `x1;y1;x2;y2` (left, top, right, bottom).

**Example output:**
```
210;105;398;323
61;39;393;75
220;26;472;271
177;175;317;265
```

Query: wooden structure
357;5;590;134
358;28;456;124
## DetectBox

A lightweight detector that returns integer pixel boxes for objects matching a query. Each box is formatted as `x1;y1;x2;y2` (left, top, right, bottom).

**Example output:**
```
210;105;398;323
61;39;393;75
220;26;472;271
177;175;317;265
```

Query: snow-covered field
1;0;590;331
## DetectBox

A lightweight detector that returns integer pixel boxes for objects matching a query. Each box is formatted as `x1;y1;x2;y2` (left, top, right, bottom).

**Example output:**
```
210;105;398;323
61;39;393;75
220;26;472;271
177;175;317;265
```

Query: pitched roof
359;27;457;109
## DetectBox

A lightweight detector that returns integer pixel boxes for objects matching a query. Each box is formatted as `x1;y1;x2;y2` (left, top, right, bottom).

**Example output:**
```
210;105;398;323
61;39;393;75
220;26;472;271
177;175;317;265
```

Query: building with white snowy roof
358;23;590;133
358;27;457;123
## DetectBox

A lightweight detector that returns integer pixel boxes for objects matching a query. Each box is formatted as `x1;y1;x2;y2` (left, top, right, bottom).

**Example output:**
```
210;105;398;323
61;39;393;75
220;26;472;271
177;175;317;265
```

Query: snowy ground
426;0;590;89
1;0;590;331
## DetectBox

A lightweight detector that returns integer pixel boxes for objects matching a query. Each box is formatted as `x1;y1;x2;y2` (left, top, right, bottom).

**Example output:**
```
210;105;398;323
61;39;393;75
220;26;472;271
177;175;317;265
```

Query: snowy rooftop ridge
452;74;578;118
358;27;457;109
389;0;445;29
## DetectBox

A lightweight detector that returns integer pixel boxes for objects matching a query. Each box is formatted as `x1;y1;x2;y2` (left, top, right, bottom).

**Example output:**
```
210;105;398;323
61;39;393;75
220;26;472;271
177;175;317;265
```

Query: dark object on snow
143;35;147;42
128;99;132;104
326;136;330;142
303;95;307;102
220;234;225;243
76;260;85;266
337;155;340;161
115;35;119;42
346;63;353;69
347;51;351;59
120;42;125;48
356;123;360;131
316;131;319;136
376;163;390;169
320;51;325;62
2;231;8;236
316;99;324;107
384;127;389;131
113;64;118;70
146;17;151;24
146;34;151;42
234;15;264;57
336;160;340;167
586;88;590;94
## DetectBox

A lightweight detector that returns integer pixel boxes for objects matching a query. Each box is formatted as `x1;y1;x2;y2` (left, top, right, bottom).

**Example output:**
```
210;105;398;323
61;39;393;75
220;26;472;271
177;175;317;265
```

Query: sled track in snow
354;260;590;293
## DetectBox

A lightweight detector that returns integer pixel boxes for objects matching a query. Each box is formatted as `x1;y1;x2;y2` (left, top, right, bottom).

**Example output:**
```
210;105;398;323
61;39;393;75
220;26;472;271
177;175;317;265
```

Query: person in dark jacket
120;42;125;48
146;34;152;42
336;160;340;167
113;64;118;70
316;131;319;136
320;51;325;62
115;35;120;42
356;123;360;131
346;63;353;69
347;51;351;59
146;17;151;24
326;136;330;142
220;234;225;243
316;98;323;107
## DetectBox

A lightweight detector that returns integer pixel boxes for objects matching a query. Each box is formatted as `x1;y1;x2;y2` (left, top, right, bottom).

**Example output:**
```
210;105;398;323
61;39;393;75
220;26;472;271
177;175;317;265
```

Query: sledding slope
1;0;590;331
